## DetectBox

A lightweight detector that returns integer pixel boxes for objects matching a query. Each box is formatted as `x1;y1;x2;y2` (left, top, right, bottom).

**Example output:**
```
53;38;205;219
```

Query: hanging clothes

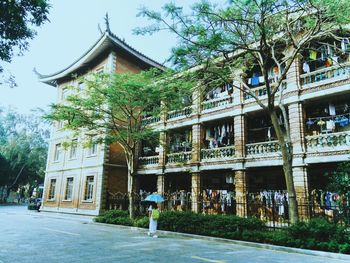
267;127;271;140
302;62;310;73
325;58;333;67
251;72;260;86
309;50;317;60
329;103;336;116
341;38;349;54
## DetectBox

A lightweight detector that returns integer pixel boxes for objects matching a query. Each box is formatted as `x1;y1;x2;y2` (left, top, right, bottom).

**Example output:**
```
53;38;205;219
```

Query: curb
91;221;350;261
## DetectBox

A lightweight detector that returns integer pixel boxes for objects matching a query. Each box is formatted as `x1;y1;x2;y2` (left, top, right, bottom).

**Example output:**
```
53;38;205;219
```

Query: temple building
37;29;164;215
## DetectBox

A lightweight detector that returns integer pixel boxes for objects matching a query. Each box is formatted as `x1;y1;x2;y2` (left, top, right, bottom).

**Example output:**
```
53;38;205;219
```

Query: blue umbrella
144;194;165;203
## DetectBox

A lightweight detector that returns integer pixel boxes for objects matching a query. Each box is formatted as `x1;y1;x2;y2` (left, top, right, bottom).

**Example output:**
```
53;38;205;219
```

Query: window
64;177;74;201
95;66;105;73
78;82;85;91
84;176;94;201
62;88;69;100
69;139;77;159
48;179;56;200
88;142;97;156
57;120;64;130
53;143;62;162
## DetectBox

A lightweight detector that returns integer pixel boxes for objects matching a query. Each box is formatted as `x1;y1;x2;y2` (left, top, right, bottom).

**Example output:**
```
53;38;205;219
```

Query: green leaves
47;69;193;160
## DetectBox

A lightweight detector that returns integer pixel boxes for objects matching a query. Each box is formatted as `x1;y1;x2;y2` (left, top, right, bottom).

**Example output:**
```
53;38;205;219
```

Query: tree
0;108;49;201
46;70;192;219
136;0;350;223
0;0;50;87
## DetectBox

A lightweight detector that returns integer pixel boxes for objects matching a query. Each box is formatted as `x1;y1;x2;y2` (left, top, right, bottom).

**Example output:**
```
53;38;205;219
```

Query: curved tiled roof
36;30;166;86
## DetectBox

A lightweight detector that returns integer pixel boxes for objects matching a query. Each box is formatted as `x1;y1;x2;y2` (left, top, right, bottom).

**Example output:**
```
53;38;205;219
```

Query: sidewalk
18;207;350;261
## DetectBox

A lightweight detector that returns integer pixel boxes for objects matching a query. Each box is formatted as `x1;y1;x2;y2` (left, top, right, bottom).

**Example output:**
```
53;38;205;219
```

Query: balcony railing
201;146;235;161
201;96;233;111
167;151;192;164
141;116;161;126
166;106;193;120
139;156;159;166
306;131;350;150
246;141;280;156
300;63;350;86
244;81;287;101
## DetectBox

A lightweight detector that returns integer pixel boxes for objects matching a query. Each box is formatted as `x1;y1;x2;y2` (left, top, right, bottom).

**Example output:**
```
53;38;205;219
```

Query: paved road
0;206;349;263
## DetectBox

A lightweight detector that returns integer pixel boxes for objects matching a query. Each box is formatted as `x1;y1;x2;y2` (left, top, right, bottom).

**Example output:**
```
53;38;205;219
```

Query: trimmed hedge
27;203;38;210
94;210;350;254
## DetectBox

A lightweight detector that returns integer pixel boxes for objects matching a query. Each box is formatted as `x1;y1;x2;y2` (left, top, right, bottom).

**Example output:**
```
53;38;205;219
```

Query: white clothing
148;206;158;235
303;62;310;73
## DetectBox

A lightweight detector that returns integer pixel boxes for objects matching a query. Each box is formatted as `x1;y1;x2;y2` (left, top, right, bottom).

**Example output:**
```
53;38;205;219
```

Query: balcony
201;96;233;112
139;156;159;166
141;116;161;126
166;106;193;120
246;141;280;156
306;131;350;151
300;63;350;87
166;151;192;164
244;81;287;101
201;146;235;161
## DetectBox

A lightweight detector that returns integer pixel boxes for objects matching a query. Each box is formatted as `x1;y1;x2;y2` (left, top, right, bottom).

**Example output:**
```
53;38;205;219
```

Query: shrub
94;210;350;254
134;217;149;228
27;204;37;210
157;211;265;239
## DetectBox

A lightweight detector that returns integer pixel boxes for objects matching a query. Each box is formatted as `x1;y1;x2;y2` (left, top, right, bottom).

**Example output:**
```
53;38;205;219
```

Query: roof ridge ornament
105;12;111;34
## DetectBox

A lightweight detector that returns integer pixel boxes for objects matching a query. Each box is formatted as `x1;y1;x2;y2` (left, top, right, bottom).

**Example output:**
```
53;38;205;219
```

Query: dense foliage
95;210;350;254
0;0;50;86
0;108;49;201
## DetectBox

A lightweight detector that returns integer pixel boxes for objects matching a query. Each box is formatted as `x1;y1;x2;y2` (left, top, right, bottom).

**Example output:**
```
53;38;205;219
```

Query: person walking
148;202;160;238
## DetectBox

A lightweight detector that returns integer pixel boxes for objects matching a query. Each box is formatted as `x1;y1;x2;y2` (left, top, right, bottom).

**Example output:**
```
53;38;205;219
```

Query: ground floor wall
42;165;104;216
136;162;345;218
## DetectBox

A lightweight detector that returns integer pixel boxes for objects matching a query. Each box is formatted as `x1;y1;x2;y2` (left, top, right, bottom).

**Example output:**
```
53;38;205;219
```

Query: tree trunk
270;110;299;224
127;159;135;220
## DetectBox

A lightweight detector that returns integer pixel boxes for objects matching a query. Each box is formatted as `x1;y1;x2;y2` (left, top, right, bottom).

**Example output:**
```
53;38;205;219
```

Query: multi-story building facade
137;40;350;217
38;30;164;215
39;29;350;217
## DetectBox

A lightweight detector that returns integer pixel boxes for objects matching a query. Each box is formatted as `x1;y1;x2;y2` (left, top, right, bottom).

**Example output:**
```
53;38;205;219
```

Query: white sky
0;0;213;114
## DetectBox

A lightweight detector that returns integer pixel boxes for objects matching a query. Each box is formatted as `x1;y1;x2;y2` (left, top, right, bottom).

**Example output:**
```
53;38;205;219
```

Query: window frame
69;139;78;160
47;178;57;201
83;176;95;202
53;143;62;162
64;177;74;201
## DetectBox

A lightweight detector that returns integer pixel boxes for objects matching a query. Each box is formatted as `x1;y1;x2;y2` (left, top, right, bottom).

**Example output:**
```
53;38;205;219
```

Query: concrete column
157;175;165;195
234;170;247;217
192;86;202;115
285;55;301;92
232;79;243;105
288;102;306;156
191;124;202;164
191;172;201;213
292;166;310;219
234;114;247;159
158;131;167;167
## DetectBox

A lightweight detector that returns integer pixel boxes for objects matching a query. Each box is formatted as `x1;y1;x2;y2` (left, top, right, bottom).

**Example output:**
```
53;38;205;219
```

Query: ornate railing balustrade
141;116;161;126
166;151;192;163
244;81;287;101
139;156;159;166
300;63;350;86
246;141;280;156
166;106;193;120
306;131;350;150
201;96;233;111
201;146;236;160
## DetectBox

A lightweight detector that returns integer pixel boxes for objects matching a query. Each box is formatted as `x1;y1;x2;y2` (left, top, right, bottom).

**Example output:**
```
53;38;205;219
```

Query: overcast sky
1;0;217;114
